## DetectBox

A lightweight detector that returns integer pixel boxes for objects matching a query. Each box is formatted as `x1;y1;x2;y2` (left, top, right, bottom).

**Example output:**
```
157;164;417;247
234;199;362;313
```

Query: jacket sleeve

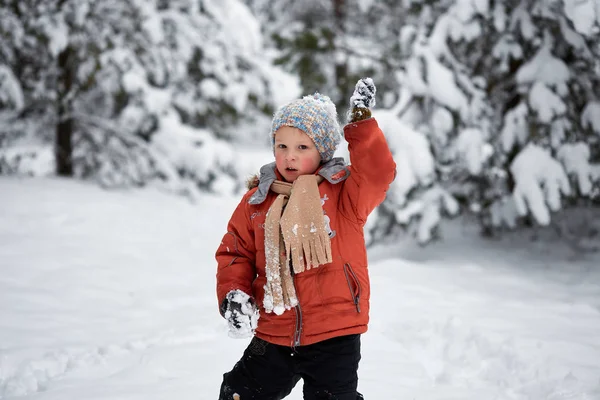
341;117;396;224
215;191;257;315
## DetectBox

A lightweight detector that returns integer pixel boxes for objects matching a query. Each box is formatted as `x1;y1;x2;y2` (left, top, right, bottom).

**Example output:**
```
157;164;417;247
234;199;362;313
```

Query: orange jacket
216;118;396;347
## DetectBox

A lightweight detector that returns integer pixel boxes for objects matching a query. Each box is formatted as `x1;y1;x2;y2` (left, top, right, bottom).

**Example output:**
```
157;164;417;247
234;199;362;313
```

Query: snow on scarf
262;175;331;315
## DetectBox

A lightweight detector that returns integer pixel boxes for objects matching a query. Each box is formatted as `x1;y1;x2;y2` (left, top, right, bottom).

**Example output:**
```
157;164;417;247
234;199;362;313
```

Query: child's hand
350;77;376;109
348;78;376;122
224;289;259;339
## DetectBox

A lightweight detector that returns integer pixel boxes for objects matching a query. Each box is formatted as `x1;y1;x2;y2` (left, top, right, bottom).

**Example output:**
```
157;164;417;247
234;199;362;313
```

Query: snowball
225;290;259;339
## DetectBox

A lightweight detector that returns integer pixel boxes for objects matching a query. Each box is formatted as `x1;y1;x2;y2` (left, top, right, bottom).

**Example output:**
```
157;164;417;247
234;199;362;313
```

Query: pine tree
0;0;291;197
366;0;600;244
245;0;600;244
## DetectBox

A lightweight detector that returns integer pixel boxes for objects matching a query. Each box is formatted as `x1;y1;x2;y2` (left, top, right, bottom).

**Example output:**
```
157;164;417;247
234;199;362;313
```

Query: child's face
274;126;321;182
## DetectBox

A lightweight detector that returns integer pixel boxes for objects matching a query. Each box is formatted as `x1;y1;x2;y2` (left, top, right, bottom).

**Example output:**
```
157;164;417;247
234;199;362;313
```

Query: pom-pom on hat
270;93;341;162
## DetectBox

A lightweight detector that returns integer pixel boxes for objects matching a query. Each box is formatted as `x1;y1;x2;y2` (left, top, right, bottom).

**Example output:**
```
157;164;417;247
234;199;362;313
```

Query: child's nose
285;150;297;161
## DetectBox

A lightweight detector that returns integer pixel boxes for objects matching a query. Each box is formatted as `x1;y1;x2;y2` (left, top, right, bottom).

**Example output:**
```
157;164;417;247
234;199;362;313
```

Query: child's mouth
285;168;297;172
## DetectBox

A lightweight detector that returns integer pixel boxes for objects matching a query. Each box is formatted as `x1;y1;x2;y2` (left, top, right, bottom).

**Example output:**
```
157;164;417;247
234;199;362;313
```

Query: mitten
222;289;259;339
347;77;376;123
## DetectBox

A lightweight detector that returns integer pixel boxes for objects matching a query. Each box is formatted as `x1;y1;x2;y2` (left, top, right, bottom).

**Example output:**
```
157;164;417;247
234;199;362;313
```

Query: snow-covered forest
1;0;600;244
2;1;600;399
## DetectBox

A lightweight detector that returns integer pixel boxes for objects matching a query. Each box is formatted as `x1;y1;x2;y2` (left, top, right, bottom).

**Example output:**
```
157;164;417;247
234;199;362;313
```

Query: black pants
219;334;364;400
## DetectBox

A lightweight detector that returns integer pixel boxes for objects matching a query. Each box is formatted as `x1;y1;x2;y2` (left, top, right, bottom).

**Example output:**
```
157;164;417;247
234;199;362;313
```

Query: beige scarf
263;175;332;315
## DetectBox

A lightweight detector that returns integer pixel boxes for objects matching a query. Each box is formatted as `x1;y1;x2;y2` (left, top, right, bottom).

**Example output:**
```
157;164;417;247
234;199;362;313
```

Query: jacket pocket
343;263;362;313
317;263;363;312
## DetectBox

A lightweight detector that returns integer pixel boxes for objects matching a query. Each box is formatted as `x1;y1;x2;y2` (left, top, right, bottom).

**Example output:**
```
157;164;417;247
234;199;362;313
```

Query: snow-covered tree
1;0;154;180
244;0;413;110
365;0;600;244
0;1;55;174
243;0;344;105
0;0;295;197
244;0;600;244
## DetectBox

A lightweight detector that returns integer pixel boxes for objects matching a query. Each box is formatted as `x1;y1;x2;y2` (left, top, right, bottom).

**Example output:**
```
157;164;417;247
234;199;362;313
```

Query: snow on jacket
215;117;396;347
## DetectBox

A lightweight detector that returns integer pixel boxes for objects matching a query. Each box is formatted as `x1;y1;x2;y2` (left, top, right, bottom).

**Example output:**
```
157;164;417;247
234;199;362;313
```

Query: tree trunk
56;109;74;176
55;46;75;176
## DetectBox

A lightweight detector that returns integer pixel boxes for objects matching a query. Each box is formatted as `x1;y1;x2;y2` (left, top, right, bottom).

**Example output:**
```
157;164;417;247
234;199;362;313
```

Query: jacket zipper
291;266;303;348
343;263;362;313
293;304;302;348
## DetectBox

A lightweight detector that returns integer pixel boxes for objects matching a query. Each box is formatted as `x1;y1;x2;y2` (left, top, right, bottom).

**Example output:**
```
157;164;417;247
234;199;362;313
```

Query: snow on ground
1;176;600;400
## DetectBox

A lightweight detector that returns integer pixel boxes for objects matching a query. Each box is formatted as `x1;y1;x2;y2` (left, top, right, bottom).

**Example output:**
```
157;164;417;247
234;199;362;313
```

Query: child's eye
299;145;309;150
277;144;287;149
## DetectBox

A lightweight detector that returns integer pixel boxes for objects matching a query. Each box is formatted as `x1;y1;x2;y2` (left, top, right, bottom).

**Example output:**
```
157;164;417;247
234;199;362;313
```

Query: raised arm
341;78;396;224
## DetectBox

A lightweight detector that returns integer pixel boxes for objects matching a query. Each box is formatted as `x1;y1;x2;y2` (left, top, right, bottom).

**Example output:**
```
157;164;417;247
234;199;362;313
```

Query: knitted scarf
263;175;332;315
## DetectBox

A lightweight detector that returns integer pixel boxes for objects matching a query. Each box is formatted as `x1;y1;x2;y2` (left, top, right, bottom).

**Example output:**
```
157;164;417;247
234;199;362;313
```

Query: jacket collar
248;157;350;205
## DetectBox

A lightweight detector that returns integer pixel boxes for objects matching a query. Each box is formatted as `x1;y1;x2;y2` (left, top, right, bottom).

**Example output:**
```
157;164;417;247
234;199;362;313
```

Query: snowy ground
1;176;600;400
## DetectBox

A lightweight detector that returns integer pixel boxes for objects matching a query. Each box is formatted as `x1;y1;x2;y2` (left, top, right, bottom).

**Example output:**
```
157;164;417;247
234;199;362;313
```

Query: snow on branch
558;16;594;58
455;128;493;175
490;196;520;229
0;65;24;111
74;112;186;190
492;34;524;73
581;101;600;136
528;82;566;123
517;32;571;94
516;32;570;94
393;184;460;245
563;0;600;36
374;109;435;207
510;144;571;225
557;142;595;196
501;102;529;152
400;44;470;120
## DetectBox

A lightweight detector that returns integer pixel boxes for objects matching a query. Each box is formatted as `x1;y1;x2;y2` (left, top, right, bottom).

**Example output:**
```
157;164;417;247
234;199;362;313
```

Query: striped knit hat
270;93;341;162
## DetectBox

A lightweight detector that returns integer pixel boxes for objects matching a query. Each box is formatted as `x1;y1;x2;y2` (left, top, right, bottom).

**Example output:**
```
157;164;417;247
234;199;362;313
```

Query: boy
216;78;396;399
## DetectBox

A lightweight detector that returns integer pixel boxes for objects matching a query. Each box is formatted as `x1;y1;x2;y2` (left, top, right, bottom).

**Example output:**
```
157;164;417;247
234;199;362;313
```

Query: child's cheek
300;157;318;172
274;152;285;166
274;153;287;173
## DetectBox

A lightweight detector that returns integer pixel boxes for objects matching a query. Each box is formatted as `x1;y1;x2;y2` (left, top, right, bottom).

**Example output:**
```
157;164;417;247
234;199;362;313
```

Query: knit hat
270;93;341;162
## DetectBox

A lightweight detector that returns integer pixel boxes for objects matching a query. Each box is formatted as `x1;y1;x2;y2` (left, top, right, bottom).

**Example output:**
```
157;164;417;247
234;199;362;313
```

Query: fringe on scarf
263;175;330;315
